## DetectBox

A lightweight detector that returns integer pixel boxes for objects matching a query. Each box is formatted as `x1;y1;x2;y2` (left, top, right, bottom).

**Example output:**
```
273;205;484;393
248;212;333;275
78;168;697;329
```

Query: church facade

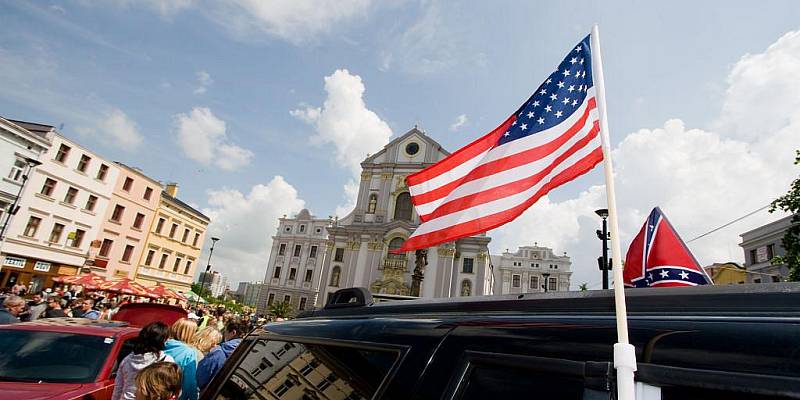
315;128;493;306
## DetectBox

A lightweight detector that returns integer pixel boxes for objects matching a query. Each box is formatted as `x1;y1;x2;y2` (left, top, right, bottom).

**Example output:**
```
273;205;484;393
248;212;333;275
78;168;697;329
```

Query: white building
1;124;119;292
200;270;228;298
257;209;330;315
493;244;572;294
0;118;51;241
316;128;493;307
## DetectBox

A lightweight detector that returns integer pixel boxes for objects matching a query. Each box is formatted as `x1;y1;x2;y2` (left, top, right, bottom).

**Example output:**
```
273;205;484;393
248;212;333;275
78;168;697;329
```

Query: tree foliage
268;301;294;318
770;150;800;281
191;283;211;298
579;283;588;291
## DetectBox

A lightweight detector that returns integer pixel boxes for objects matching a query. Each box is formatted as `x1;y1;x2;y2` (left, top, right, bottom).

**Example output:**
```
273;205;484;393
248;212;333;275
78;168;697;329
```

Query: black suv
202;283;800;400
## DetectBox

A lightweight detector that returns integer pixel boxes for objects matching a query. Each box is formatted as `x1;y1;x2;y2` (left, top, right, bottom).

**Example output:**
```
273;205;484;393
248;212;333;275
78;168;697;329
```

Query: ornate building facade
493;244;572;294
315;128;493;307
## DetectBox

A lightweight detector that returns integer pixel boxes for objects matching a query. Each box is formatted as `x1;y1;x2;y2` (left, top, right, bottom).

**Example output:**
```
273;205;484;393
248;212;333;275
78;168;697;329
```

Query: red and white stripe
399;88;603;252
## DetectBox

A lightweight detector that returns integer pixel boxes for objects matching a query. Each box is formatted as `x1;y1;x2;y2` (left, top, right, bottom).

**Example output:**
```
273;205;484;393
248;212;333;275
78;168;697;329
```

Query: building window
8;159;25;182
24;216;41;237
144;249;155;266
367;193;377;214
184;260;192;275
274;379;295;397
85;195;97;211
512;274;521;288
133;213;145;229
461;279;472;296
334;248;344;262
111;204;125;222
64;187;78;204
299;297;307;310
193;233;200;247
49;223;65;243
182;228;190;243
530;276;540;291
156;218;165;234
394;192;413;221
330;266;341;287
462;258;474;273
122;245;134;262
315;227;322;234
310;245;318;258
159;254;168;269
99;239;113;257
41;178;56;196
173;257;182;272
268;293;275;305
278;243;286;256
273;266;282;279
97;164;109;181
299;224;305;233
169;223;178;238
767;244;775;260
284;225;292;233
548;277;558;291
304;269;313;282
55;144;70;163
283;295;291;304
387;238;405;260
293;244;302;257
77;155;91;172
289;268;297;281
122;177;134;192
143;187;153;200
71;229;85;248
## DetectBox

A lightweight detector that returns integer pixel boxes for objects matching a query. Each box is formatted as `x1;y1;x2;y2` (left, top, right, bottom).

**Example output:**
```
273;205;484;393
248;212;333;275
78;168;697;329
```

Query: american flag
623;207;714;287
398;35;603;252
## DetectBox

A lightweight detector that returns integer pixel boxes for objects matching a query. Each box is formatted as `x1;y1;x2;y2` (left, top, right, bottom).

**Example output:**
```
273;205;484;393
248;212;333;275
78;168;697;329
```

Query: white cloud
449;114;468;131
291;69;392;216
491;29;800;289
174;107;254;170
194;70;212;95
102;0;193;17
76;108;144;150
201;176;306;283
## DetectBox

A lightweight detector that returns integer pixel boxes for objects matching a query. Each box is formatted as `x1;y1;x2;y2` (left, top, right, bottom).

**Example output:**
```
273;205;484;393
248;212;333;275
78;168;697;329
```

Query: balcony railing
382;257;408;270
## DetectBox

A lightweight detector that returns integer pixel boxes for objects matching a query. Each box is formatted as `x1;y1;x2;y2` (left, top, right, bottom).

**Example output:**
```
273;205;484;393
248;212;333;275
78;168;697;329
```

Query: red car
0;303;187;400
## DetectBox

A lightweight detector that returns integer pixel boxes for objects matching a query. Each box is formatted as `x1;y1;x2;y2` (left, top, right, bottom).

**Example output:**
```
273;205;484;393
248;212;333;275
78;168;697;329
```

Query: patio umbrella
54;272;108;290
148;284;187;301
100;278;157;298
184;290;207;304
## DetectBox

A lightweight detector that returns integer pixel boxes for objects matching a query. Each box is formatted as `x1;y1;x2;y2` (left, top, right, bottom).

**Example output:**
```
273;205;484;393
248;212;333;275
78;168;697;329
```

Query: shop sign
3;256;26;268
34;261;51;272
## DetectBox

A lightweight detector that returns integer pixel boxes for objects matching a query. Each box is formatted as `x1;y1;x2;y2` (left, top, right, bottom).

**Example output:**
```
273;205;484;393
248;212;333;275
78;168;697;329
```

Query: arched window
387;237;405;260
461;279;472;297
330;266;341;287
367;194;377;214
394;192;412;221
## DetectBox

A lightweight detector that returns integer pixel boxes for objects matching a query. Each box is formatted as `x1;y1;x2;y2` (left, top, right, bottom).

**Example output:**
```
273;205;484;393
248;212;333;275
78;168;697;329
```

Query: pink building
93;163;163;280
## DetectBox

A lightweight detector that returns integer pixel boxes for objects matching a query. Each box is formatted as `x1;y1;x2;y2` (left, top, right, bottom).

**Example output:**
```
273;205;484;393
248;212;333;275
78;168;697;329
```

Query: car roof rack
324;287;374;309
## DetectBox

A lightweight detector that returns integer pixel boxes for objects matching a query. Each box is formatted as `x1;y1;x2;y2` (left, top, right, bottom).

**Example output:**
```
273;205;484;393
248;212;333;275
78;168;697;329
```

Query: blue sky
2;1;799;287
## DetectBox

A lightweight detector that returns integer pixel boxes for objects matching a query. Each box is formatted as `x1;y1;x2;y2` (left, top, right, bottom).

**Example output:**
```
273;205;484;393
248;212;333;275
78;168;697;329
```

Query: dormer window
405;142;419;156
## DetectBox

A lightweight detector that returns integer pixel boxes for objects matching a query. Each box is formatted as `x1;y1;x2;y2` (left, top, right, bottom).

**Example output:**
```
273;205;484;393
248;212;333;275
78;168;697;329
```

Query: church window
334;248;344;262
461;280;472;296
367;193;378;214
405;142;419;155
387;238;405;260
330;266;341;287
293;244;302;257
462;258;474;273
299;224;305;233
512;274;521;288
394;192;413;221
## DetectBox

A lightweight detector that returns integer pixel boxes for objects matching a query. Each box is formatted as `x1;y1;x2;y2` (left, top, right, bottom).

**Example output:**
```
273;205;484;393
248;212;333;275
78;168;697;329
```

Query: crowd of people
113;317;249;400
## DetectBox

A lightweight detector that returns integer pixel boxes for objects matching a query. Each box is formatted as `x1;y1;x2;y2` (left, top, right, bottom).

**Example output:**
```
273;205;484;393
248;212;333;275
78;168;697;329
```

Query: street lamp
0;157;43;242
595;208;610;290
542;272;551;293
196;237;220;307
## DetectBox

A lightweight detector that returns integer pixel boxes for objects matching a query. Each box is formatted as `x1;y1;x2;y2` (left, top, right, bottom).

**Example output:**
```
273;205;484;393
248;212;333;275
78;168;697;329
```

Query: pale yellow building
134;183;209;293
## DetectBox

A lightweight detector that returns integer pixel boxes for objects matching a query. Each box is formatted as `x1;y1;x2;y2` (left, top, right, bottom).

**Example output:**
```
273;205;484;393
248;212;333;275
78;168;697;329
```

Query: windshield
0;330;113;383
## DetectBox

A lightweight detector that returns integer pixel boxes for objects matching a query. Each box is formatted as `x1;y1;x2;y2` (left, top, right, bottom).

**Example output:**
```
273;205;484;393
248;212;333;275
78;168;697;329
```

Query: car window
456;363;584;400
111;338;136;377
212;339;398;400
0;330;113;383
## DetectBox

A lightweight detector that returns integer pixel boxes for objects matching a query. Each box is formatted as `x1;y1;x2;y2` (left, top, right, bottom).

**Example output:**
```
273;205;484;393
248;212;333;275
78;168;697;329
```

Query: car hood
0;381;105;400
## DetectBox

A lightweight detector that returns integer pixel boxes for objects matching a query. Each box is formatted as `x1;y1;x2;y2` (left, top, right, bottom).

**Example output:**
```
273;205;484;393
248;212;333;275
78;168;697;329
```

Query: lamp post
595;208;610;290
0;157;42;243
196;237;220;307
542;272;550;293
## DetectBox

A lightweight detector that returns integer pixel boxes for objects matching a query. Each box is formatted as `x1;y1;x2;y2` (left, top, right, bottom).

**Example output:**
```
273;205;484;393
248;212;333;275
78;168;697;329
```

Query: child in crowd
134;362;182;400
112;322;175;400
164;318;201;400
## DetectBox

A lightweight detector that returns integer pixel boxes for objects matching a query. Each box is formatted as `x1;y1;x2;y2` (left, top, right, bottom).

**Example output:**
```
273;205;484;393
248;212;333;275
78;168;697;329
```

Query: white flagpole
590;24;637;400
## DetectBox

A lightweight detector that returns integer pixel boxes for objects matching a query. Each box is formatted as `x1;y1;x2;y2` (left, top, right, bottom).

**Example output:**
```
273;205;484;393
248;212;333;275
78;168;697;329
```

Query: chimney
165;182;179;197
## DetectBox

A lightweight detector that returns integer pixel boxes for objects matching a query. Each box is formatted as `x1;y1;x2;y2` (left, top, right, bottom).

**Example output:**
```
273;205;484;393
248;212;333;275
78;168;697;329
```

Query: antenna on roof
58;123;64;131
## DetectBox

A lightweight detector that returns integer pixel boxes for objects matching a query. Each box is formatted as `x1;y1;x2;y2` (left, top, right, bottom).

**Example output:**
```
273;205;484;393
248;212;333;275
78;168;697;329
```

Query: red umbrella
100;278;157;298
148;284;186;301
56;272;107;290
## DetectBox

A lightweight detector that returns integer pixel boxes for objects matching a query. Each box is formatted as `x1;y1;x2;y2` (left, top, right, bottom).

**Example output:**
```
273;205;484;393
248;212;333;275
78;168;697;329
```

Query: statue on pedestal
411;249;428;297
